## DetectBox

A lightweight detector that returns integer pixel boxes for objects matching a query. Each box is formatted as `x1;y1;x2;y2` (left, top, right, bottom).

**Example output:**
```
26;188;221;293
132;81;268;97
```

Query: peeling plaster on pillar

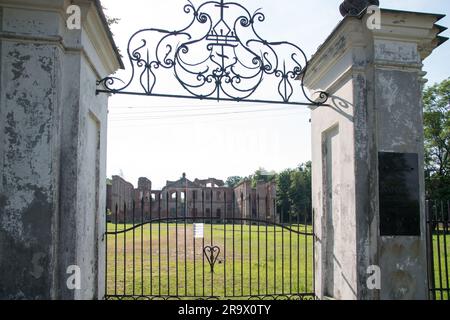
353;71;372;300
0;6;3;201
0;0;121;300
0;40;61;299
375;68;428;300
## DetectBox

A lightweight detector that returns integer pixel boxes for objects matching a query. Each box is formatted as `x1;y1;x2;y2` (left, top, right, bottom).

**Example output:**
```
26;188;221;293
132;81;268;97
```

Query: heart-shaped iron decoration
203;246;221;273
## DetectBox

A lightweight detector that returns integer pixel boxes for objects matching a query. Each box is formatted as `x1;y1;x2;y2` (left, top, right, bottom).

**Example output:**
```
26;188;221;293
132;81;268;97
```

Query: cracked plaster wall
307;15;432;300
0;1;112;299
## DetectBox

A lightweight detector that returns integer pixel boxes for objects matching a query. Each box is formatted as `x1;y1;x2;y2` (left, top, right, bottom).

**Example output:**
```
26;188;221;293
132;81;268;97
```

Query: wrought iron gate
98;0;320;300
426;200;450;300
105;191;315;300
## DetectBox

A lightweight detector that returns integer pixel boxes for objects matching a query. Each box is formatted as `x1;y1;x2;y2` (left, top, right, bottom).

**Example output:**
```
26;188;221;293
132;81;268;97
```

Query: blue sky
102;0;450;189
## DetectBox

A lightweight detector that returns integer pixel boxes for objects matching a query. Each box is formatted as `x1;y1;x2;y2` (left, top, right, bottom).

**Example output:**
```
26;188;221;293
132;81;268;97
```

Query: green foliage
106;16;120;26
288;162;312;223
225;176;243;188
240;164;312;223
276;162;312;223
276;169;292;222
423;78;450;200
248;167;276;188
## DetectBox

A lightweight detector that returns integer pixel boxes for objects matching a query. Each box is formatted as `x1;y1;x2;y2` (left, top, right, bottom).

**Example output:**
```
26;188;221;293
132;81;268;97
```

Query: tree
249;167;276;188
274;163;312;223
276;169;292;222
242;163;313;225
288;162;312;223
225;176;243;188
423;78;450;200
102;6;120;27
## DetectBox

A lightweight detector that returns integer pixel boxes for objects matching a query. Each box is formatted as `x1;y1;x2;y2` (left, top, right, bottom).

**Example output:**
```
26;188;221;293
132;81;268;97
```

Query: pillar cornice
0;0;123;76
305;9;447;95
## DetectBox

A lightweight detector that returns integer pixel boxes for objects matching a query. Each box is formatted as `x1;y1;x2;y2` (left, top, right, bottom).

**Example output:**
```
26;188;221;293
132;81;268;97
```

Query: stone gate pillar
0;0;122;299
305;9;447;300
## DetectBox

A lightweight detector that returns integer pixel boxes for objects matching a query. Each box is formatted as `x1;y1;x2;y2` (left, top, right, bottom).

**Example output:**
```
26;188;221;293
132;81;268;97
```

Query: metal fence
105;191;315;300
426;200;450;300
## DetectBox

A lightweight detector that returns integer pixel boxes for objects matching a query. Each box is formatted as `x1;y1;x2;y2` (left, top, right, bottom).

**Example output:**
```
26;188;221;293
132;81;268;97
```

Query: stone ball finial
339;0;380;17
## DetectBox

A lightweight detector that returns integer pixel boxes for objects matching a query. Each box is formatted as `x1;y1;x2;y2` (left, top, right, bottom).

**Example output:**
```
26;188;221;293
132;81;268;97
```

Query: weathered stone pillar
305;9;447;300
0;0;122;299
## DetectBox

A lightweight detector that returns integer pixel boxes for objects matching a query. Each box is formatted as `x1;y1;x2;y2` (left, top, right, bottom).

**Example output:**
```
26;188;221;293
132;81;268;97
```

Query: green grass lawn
106;222;314;299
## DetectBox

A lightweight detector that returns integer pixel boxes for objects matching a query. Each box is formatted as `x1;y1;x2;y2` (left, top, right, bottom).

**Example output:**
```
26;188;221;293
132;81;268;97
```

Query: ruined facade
107;173;277;223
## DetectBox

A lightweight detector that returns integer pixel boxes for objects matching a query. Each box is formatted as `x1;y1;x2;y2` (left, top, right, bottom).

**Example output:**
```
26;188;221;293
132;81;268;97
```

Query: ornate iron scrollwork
97;0;329;106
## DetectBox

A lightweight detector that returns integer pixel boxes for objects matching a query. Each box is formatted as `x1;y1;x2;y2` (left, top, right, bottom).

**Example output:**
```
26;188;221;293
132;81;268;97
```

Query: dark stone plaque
378;152;421;236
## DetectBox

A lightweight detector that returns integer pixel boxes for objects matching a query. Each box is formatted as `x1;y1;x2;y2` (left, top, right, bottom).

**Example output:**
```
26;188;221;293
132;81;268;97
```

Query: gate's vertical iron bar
167;193;170;296
132;200;136;296
446;201;450;298
202;190;205;296
193;191;197;297
123;202;127;295
281;205;285;295
149;195;153;296
224;191;227;297
158;193;162;296
441;200;449;299
105;208;108;298
176;192;179;297
312;208;316;298
425;200;436;300
265;196;268;295
447;200;450;299
304;206;308;293
240;193;244;296
141;197;144;296
210;189;214;297
232;192;236;297
115;204;118;296
185;191;188;297
297;206;300;293
273;198;276;294
289;202;292;294
257;194;260;296
436;201;444;299
249;193;252;296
